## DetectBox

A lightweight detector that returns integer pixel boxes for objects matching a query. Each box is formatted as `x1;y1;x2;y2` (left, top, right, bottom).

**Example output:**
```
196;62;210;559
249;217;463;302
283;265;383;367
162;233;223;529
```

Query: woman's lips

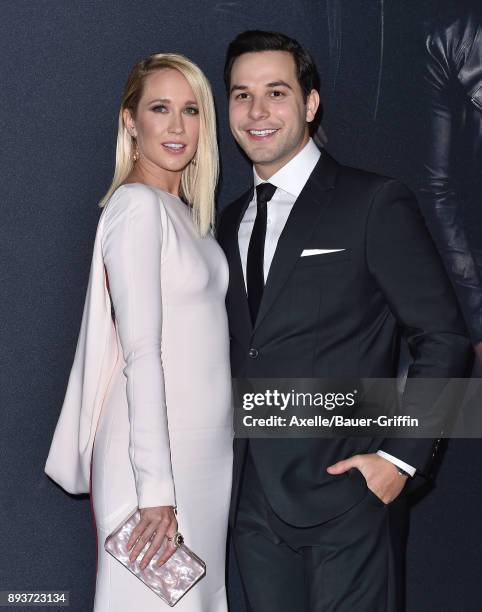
162;143;187;154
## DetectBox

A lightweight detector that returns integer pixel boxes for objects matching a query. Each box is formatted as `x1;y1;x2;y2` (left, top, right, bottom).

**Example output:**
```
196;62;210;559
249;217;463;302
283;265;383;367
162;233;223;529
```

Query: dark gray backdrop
1;1;481;610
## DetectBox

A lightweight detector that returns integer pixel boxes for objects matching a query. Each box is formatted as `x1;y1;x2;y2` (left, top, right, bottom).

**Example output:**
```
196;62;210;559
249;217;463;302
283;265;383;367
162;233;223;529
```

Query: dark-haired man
217;30;472;611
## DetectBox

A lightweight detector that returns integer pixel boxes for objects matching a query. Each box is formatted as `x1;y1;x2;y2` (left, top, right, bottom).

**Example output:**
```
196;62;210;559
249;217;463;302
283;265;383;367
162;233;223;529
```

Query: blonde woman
44;53;233;611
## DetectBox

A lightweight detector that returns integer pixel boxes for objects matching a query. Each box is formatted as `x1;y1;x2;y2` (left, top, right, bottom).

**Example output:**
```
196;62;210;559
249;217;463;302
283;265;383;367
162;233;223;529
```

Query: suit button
248;348;259;358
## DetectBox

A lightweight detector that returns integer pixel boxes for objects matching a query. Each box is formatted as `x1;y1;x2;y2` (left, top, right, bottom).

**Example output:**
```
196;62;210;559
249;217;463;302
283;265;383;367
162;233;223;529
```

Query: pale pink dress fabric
47;183;233;611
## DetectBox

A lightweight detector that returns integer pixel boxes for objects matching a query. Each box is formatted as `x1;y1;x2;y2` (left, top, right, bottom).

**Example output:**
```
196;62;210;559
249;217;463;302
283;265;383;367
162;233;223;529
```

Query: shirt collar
253;138;322;198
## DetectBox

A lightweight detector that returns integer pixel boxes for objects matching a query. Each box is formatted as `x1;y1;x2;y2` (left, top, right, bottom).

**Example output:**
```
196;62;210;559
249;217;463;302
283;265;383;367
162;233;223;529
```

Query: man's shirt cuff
376;450;416;476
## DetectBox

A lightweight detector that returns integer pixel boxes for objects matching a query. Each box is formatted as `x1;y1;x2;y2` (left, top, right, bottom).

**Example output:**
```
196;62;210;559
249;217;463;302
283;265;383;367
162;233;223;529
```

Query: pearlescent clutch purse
104;507;206;606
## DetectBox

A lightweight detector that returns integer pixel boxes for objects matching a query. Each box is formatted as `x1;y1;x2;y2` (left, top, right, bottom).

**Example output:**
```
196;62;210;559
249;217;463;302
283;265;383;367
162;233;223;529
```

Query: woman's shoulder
111;182;164;205
104;182;167;218
100;183;170;238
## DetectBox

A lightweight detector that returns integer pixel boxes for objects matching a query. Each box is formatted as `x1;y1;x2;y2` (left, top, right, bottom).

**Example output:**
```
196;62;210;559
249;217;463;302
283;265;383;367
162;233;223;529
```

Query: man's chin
242;146;282;165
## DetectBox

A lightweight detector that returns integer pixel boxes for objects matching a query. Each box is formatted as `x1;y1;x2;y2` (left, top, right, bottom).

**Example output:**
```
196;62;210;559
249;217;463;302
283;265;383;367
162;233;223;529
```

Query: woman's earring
132;140;140;163
191;156;197;166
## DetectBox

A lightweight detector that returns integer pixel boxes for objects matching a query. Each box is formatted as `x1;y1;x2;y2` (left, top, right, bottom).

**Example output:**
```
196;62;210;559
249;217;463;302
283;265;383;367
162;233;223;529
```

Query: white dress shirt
237;137;416;477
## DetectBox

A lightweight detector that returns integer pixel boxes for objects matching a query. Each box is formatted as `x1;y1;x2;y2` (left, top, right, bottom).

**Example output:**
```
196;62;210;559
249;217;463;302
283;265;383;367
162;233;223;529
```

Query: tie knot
256;182;276;207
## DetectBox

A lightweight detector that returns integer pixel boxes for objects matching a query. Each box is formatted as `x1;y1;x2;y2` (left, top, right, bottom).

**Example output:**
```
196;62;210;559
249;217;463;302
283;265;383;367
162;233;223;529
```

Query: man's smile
245;128;280;141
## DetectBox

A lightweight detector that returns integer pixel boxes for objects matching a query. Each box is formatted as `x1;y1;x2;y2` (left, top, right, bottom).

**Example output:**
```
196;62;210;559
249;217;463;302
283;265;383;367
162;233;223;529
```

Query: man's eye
270;91;284;97
184;107;199;115
151;105;167;112
235;93;249;100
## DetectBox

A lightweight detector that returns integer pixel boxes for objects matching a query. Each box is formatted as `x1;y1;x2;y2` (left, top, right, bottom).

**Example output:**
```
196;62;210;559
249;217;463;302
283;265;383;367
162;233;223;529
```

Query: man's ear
122;108;137;138
305;89;320;124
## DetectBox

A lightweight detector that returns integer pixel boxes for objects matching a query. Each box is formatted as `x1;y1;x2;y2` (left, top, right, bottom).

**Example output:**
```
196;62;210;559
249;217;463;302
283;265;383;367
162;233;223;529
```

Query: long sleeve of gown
101;184;176;509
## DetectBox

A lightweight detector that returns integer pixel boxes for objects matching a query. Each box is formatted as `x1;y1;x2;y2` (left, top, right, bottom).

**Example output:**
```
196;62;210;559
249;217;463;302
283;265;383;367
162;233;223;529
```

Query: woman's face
124;68;200;177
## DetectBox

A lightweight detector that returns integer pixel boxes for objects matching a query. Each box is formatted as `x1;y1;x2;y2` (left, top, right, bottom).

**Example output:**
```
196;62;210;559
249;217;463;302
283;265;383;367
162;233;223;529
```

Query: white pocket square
300;248;346;257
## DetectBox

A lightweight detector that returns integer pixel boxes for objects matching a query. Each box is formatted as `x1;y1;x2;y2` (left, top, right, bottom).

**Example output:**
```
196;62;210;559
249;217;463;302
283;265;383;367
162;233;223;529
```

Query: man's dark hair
224;30;322;125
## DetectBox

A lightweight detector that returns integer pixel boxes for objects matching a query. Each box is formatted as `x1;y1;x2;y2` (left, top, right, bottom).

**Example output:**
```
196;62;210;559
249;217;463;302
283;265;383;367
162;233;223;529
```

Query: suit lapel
253;150;339;332
219;187;254;339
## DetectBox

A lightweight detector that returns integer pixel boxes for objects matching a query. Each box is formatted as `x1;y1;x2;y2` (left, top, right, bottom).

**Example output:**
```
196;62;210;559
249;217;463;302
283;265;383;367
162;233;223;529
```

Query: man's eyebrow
230;84;247;94
266;80;293;90
230;80;293;95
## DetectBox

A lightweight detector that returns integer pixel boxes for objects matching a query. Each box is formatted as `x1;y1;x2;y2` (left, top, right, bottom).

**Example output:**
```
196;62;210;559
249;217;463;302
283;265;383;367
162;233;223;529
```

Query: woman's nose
168;113;185;134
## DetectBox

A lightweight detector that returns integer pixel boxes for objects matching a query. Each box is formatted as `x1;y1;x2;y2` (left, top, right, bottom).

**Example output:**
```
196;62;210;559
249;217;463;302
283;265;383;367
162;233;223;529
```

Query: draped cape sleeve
44;206;119;494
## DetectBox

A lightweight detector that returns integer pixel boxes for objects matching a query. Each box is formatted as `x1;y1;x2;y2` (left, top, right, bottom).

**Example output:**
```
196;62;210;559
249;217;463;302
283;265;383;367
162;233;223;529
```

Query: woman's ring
167;532;184;548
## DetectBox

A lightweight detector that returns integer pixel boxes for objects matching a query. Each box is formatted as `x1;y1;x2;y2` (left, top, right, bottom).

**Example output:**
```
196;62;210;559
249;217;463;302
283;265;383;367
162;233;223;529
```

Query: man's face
228;50;319;178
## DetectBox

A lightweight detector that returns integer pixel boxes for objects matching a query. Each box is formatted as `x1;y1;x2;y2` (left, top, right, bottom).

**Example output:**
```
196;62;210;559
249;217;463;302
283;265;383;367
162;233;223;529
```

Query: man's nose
248;97;269;120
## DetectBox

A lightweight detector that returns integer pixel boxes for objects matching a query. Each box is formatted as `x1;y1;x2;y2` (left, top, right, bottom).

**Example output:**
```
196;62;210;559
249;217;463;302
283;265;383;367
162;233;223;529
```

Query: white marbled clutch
104;507;206;607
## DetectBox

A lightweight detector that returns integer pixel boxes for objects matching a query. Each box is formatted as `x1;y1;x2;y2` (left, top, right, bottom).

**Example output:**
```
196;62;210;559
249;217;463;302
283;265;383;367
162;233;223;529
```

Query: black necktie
247;182;277;324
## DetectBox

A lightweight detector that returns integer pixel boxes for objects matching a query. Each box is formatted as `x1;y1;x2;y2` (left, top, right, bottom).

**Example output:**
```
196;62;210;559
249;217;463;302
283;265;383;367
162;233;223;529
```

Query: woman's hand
126;506;178;569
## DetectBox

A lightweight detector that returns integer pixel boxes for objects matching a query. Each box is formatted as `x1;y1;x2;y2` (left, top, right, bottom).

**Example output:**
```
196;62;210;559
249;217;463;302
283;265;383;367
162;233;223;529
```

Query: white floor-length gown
89;183;233;611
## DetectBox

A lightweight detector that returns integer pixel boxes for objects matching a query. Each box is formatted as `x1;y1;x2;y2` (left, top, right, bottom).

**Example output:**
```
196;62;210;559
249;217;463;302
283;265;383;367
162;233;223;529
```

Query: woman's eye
184;107;199;115
151;105;167;113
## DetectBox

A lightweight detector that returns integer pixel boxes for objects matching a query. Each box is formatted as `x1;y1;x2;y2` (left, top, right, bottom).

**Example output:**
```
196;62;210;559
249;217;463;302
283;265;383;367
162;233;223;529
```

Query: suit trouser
232;443;409;612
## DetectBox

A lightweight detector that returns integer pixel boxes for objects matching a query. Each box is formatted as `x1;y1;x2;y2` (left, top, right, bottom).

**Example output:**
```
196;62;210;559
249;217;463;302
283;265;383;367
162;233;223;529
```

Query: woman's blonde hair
98;53;219;236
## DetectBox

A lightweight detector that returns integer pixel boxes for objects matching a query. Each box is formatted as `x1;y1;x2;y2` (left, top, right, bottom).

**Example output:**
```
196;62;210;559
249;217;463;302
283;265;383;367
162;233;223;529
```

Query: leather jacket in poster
417;9;482;343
